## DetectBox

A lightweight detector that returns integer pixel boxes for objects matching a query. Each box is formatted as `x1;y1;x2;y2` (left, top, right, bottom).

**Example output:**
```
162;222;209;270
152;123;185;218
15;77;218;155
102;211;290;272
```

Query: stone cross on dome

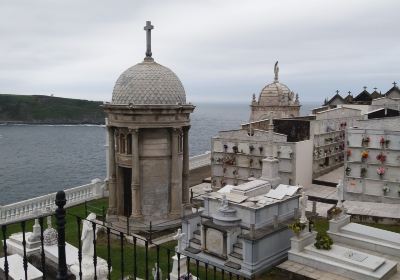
393;81;398;87
144;21;154;60
336;90;339;94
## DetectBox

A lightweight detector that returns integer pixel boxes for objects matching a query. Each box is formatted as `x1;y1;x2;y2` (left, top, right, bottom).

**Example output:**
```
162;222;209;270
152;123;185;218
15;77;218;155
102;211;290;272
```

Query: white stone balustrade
189;151;211;170
0;178;106;224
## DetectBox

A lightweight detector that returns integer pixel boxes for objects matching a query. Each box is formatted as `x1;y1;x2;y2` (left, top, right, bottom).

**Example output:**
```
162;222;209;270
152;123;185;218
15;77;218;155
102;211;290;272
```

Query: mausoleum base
5;232;41;256
329;214;351;233
289;243;397;280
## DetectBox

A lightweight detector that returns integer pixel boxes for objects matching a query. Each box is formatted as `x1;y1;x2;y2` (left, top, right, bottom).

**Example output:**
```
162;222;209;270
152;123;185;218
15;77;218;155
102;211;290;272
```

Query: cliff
0;94;105;124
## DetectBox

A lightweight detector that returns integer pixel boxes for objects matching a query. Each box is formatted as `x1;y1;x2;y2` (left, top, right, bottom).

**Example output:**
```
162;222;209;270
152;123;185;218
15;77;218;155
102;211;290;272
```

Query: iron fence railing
0;190;252;280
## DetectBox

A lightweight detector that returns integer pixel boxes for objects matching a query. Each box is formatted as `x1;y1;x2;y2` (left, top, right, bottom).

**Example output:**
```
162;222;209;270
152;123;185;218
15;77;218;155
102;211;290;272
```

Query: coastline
0;121;105;126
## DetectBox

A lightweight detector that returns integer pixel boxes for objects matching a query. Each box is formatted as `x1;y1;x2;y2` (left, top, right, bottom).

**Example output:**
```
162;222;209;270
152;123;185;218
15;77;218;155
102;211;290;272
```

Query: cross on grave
144;21;154;59
393;81;397;87
348;91;351;95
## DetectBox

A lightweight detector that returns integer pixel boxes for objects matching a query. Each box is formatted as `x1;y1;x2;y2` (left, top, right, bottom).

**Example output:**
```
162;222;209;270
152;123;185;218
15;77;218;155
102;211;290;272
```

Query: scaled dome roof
111;59;186;105
258;82;292;106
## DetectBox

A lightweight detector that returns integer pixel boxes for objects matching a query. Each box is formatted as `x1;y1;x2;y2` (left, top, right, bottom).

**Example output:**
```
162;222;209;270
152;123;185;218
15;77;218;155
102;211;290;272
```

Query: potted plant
383;185;390;195
314;232;333;250
288;220;306;236
361;150;369;162
360;167;367;178
376;153;386;163
377;167;385;179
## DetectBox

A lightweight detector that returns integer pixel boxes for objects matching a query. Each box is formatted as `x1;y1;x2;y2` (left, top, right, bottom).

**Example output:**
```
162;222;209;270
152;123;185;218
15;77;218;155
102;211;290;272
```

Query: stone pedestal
260;157;281;187
329;214;351;233
169;254;187;280
290;231;316;253
70;257;109;280
5;232;41;256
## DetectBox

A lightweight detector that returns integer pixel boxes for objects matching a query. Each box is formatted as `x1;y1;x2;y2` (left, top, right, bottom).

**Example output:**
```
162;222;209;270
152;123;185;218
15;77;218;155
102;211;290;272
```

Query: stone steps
233;242;243;255
189;238;201;250
229;252;243;262
224;261;241;270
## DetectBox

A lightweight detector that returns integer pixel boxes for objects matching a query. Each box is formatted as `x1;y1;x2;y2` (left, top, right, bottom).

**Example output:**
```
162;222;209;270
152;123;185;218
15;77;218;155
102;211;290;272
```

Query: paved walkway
315;166;344;184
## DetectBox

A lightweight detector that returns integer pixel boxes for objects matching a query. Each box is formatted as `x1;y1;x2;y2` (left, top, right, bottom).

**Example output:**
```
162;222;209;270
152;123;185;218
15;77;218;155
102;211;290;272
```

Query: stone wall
344;122;400;203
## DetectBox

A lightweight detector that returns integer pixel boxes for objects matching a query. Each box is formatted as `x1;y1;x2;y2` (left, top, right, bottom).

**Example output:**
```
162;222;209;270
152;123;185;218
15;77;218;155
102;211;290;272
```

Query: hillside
0;94;105;124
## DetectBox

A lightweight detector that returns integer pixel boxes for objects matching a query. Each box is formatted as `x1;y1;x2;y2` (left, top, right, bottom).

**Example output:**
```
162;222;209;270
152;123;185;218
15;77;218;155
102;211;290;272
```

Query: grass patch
3;200;400;279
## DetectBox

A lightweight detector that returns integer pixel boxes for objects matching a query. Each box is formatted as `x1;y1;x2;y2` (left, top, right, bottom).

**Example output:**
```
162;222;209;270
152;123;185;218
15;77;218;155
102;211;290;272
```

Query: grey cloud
0;0;399;103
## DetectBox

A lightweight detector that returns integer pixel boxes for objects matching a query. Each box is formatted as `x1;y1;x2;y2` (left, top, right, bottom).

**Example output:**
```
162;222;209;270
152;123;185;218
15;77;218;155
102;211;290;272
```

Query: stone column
182;126;190;204
116;166;124;215
107;126;117;215
170;128;182;217
130;129;142;218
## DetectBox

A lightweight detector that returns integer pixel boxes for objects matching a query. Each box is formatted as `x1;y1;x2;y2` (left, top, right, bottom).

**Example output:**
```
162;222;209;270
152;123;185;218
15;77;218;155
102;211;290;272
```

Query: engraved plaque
206;228;224;256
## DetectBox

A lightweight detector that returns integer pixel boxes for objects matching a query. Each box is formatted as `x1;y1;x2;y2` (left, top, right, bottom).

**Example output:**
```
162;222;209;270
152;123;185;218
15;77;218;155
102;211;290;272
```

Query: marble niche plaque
206;228;224;257
279;146;293;159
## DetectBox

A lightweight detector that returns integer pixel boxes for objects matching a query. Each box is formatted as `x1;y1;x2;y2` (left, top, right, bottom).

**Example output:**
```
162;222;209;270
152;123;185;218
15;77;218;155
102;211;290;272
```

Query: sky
0;0;399;104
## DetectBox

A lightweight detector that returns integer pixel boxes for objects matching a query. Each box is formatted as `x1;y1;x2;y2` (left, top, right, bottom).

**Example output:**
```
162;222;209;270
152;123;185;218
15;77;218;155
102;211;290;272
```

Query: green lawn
2;200;400;279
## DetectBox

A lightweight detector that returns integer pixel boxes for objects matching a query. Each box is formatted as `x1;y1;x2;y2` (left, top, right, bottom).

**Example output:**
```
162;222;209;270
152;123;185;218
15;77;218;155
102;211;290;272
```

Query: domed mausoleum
250;62;300;121
104;21;195;231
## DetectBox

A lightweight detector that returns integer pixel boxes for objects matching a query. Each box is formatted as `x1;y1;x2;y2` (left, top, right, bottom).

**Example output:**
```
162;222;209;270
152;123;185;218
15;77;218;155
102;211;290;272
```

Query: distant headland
0;94;105;125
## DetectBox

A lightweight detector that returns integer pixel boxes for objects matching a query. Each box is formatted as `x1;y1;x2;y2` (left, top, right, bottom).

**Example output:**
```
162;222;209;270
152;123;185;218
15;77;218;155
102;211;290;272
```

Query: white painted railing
0;178;107;224
189;151;211;170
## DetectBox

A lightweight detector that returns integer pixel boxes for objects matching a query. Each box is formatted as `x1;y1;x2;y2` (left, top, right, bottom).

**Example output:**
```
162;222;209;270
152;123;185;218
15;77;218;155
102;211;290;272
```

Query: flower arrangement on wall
232;145;238;153
383;185;390;194
360;167;367;178
223;144;228;151
345;167;351;176
346;149;352;159
376;153;386;163
249;145;254;153
377;167;385;178
361;136;370;147
361;150;369;162
379;136;390;148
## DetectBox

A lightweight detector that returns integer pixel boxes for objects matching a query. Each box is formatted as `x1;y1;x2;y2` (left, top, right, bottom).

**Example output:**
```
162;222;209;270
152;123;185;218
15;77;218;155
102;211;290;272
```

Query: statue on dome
274;61;279;82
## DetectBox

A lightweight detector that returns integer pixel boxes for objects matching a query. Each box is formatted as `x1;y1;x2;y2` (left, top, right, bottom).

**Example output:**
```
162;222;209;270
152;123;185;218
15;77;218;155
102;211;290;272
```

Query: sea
0;102;317;205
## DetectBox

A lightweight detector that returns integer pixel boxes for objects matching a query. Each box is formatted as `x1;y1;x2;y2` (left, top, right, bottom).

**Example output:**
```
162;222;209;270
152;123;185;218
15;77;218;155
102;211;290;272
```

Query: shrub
314;232;333;250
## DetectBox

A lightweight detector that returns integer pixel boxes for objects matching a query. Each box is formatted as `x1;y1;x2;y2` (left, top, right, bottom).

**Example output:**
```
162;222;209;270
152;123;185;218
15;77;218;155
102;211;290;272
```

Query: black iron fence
1;191;251;280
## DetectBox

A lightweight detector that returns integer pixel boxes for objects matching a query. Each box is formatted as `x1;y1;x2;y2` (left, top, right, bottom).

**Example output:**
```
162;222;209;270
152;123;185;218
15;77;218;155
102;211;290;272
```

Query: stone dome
258;81;294;106
112;59;186;105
